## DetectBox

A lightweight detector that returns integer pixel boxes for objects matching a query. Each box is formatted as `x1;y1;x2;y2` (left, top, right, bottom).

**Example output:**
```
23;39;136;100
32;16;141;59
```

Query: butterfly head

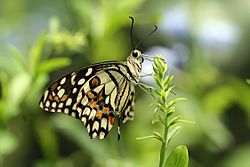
126;49;144;82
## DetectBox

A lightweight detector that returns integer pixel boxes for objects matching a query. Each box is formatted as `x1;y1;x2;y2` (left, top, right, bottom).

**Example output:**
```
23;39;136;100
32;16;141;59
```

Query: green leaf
177;120;196;125
153;64;158;75
161;90;167;103
163;76;170;87
29;33;47;73
9;72;31;108
136;132;163;142
154;76;163;88
152;108;160;124
153;131;164;142
168;116;181;127
36;57;71;74
166;76;174;90
165;145;189;167
166;126;181;144
167;108;175;117
167;98;187;111
136;135;159;141
153;58;164;78
7;44;28;72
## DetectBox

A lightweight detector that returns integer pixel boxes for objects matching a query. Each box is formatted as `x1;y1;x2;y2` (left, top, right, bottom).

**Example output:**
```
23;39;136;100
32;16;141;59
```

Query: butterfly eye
132;51;138;58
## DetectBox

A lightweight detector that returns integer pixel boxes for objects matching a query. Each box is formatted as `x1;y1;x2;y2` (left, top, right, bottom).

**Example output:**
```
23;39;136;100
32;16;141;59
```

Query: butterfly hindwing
121;85;136;124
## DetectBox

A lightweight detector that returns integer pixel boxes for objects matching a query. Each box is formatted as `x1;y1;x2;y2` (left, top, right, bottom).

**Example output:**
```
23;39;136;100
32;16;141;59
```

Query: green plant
137;57;189;167
0;17;86;166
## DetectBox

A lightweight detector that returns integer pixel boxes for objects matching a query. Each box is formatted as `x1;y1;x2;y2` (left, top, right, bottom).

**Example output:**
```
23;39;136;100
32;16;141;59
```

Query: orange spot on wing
91;78;100;87
61;95;68;101
98;94;104;101
89;101;99;109
51;82;58;91
54;96;59;102
48;95;53;101
96;111;102;119
87;91;95;99
109;116;115;125
102;107;110;114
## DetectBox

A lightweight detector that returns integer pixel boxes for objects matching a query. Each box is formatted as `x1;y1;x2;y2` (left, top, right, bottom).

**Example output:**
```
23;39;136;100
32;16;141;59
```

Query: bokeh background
0;0;250;167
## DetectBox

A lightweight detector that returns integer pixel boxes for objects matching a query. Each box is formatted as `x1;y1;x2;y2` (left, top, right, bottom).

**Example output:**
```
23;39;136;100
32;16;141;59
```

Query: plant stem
159;141;166;167
159;111;169;167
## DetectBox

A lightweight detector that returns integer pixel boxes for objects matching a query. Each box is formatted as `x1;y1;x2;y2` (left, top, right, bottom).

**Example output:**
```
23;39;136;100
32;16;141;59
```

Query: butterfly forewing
40;62;136;139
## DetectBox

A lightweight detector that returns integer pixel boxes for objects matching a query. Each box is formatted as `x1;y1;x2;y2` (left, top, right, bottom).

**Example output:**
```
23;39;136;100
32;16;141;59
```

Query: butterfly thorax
126;50;143;83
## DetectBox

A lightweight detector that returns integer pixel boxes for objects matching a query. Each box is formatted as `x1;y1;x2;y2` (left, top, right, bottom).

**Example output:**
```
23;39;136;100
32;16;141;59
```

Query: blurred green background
0;0;250;167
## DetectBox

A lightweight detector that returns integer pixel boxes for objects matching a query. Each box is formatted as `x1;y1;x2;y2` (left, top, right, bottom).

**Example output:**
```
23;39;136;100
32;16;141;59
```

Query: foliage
137;57;188;167
165;145;189;167
0;17;85;166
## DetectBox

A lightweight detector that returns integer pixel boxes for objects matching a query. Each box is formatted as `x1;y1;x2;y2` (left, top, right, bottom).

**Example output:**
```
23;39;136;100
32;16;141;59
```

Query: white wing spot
66;98;72;106
72;104;77;110
81;96;88;106
58;89;65;98
76;95;82;104
71;112;76;117
71;74;76;85
57;109;62;112
45;101;50;107
94;85;104;94
92;121;99;131
58;103;64;108
60;77;66;85
78;78;85;85
99;132;105;139
87;124;90;133
43;90;49;102
105;96;110;104
85;68;93;76
81;117;87;125
83;107;91;116
40;101;44;108
108;120;113;131
64;108;69;114
89;109;96;120
92;132;97;139
52;102;57;108
77;107;82;115
72;88;78;94
83;81;90;93
101;118;107;128
51;109;55;112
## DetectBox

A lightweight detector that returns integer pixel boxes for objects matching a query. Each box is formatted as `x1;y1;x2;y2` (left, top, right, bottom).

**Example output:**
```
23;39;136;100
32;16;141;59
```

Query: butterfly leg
117;116;122;141
140;72;153;78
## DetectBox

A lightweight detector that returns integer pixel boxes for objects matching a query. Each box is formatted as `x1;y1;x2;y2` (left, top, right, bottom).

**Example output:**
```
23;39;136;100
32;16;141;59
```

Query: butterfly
39;17;157;140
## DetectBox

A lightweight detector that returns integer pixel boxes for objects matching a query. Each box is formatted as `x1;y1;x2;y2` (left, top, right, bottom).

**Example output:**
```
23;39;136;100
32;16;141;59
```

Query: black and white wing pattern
40;50;143;140
39;50;144;140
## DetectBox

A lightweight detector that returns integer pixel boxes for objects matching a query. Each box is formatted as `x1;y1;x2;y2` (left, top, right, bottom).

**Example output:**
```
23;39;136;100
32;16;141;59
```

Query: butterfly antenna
129;16;135;50
135;25;158;49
